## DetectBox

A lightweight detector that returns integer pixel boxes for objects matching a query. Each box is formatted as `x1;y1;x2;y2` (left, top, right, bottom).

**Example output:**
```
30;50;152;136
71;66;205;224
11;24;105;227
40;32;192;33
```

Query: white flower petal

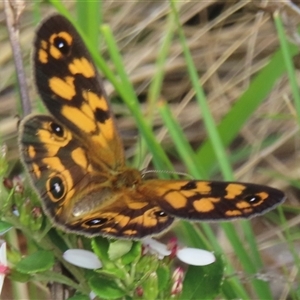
89;291;96;300
142;237;171;257
0;241;7;295
63;249;102;269
12;208;19;217
176;248;215;266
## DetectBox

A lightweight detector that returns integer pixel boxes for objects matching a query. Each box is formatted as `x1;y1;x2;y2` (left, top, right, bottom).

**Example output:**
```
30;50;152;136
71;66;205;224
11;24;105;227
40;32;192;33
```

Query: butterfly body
19;14;285;239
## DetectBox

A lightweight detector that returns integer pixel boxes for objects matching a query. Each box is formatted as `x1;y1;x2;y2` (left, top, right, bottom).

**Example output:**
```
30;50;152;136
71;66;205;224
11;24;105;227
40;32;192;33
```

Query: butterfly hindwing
19;114;99;223
62;190;175;239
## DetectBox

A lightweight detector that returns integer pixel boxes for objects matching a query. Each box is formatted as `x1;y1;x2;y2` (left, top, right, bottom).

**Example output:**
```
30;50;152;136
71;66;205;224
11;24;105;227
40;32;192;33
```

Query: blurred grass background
0;1;299;299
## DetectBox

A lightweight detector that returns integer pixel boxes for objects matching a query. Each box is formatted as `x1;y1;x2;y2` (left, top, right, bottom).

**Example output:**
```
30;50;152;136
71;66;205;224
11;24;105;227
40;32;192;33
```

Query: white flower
176;247;215;266
0;241;8;295
142;237;171;259
142;237;215;266
63;249;102;269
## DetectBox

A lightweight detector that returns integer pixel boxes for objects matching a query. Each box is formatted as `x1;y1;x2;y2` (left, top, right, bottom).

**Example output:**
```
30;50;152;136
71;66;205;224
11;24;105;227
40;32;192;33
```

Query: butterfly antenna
141;169;194;179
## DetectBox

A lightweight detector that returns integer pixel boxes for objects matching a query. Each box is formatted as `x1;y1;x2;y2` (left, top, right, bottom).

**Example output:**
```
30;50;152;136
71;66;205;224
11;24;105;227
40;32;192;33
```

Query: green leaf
91;237;110;264
47;229;69;252
15;250;55;274
89;275;126;299
135;255;159;274
180;255;224;300
96;268;127;280
0;220;12;234
9;269;31;282
122;241;142;265
108;240;132;261
157;264;170;292
142;272;158;300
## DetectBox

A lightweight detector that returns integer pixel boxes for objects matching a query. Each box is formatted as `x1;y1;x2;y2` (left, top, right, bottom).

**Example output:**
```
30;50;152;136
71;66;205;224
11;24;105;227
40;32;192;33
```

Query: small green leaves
15;250;55;274
89;275;126;299
108;240;132;260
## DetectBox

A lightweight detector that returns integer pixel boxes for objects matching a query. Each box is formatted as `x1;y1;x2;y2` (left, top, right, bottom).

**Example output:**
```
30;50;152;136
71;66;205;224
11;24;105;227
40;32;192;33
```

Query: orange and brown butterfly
19;14;285;239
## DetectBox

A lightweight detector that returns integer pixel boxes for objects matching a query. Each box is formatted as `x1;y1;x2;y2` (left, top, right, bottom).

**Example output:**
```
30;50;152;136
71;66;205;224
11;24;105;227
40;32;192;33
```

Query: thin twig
4;0;31;117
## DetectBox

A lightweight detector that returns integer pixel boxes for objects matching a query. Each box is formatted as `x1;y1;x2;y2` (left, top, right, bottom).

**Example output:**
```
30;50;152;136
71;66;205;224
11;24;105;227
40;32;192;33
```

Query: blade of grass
158;100;207;177
147;13;175;115
169;0;233;181
133;12;175;169
76;1;101;48
273;10;300;125
100;25;174;173
196;44;299;174
278;207;300;285
221;222;273;298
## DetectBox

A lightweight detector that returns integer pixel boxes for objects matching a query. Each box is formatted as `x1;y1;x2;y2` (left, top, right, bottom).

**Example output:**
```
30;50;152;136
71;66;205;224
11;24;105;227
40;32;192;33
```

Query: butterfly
19;14;285;239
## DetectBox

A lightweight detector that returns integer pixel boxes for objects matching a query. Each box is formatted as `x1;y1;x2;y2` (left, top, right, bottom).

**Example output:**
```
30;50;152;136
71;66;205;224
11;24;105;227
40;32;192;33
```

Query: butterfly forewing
33;14;124;169
140;180;285;221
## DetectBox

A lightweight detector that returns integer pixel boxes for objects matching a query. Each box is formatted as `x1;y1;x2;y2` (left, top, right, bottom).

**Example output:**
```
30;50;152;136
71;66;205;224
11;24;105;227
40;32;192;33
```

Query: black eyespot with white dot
48;176;65;200
245;194;261;204
53;37;70;55
84;218;108;227
154;210;168;218
50;122;64;137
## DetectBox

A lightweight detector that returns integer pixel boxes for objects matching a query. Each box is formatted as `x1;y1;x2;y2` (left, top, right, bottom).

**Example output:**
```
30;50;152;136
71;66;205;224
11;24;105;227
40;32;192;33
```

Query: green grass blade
169;0;233;181
158;100;207;177
76;1;102;48
100;25;174;172
196;44;299;173
222;222;273;298
273;11;300;125
133;12;175;168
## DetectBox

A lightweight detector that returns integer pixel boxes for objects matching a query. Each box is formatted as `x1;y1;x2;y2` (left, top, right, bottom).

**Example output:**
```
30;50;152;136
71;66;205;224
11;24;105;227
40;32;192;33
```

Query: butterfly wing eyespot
53;35;72;56
153;210;168;218
49;122;65;138
47;175;66;202
244;194;262;204
84;218;108;227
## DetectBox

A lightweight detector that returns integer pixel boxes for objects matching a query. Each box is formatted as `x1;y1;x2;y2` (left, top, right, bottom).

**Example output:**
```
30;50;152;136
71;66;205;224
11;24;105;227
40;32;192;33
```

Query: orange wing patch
69;58;95;77
193;197;221;213
225;183;245;199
